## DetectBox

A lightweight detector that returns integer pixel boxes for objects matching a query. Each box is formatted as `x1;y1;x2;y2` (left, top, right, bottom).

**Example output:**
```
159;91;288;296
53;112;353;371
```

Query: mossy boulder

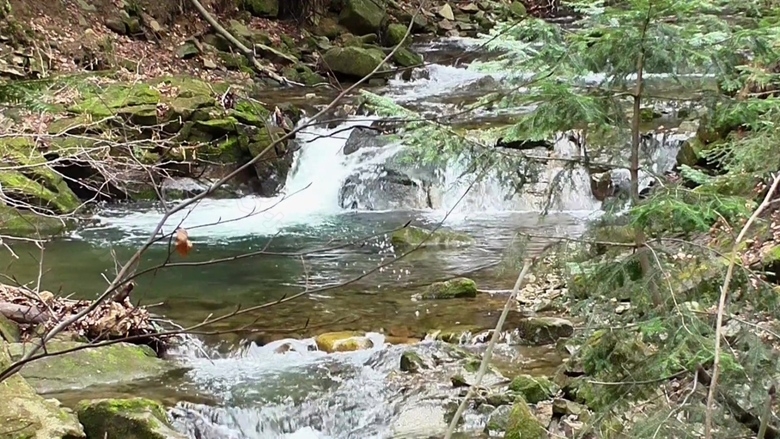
243;0;278;17
338;0;387;35
6;341;178;394
323;46;386;79
314;331;374;353
77;398;186;439
0;343;86;438
504;399;546;439
508;374;557;404
69;83;162;118
0;315;20;342
386;23;409;46
390;225;474;249
420;277;478;299
514;317;574;345
393;47;423;67
0;137;81;214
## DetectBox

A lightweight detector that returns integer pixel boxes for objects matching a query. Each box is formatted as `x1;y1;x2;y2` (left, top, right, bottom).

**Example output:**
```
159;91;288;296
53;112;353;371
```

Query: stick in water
443;258;535;439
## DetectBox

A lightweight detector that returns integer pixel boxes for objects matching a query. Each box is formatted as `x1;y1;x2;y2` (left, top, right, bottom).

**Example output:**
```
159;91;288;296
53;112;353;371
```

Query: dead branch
187;0;302;86
705;172;780;438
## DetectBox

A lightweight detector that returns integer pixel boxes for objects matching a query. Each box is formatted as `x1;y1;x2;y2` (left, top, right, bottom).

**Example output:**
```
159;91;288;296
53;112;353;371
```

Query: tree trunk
630;43;661;306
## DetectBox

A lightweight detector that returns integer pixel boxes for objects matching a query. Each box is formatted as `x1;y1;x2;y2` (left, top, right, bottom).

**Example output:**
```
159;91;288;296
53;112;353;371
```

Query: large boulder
339;166;432;210
77;398;187;439
6;341;178;394
338;0;387;35
0;343;86;438
323;46;386;79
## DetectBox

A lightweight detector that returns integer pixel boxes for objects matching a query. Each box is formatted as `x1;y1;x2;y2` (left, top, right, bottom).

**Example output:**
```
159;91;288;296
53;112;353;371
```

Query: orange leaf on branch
175;228;193;257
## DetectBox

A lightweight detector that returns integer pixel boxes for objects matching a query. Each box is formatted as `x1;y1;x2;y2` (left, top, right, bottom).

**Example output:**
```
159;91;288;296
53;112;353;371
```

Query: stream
0;35;690;438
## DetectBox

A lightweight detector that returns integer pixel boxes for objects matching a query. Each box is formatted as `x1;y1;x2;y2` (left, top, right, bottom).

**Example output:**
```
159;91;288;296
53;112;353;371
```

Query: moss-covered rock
323;46;386;79
338;0;387;35
504;399;546;439
0;343;86;438
399;350;426;372
508;374;557;404
314;331;374;353
393;47;423;67
0;315;20;342
420;277;478;299
390;225;474;249
0;137;81;214
6;341;178;394
77;398;186;439
386;23;409;46
243;0;278;17
514;317;574;346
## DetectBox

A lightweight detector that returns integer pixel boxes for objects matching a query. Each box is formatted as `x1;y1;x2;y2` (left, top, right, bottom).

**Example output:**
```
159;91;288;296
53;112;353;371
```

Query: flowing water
0;36;691;438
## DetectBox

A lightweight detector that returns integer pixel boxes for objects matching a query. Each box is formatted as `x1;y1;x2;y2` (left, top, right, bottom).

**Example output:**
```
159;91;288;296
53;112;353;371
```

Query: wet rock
0;344;86;438
314;331;374;353
390;225;474;250
485;404;513;433
6;341;178;393
323;46;386;79
244;0;279;17
339;166;432;210
400;350;427;372
393;47;423;67
505;399;547;439
509;374;557;404
419;277;478;299
77;398;186;439
342;126;389;155
339;0;387;35
514;317;574;345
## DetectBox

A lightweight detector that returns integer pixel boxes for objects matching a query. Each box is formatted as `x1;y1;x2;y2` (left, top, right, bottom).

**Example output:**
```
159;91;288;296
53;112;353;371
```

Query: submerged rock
390;225;474;250
514;317;574;346
6;341;178;393
314;331;374;353
509;374;557;404
77;397;186;439
0;344;86;438
419;278;478;299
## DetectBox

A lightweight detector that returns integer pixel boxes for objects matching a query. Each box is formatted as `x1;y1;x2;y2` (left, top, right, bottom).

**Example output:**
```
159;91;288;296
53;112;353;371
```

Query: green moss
508;374;557;404
0;138;81;214
77;398;181;439
505;399;546;439
69;83;161;117
421;277;478;299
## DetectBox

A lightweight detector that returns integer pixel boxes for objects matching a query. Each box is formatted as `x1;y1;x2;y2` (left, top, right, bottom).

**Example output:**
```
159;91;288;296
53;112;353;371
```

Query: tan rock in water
314;331;374;353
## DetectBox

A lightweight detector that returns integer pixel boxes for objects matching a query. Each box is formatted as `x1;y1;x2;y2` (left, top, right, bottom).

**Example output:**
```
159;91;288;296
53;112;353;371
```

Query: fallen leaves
175;227;193;257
